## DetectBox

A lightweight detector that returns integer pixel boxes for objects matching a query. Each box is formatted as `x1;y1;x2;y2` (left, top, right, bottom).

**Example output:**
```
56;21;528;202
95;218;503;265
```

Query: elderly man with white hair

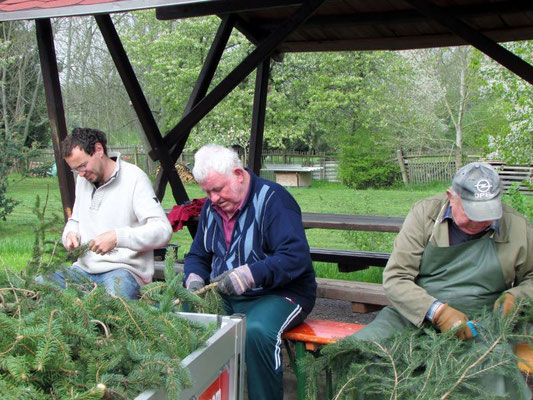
184;144;316;400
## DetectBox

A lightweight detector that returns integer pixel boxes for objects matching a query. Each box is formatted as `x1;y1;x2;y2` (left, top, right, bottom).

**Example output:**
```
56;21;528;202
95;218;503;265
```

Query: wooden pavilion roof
1;0;533;52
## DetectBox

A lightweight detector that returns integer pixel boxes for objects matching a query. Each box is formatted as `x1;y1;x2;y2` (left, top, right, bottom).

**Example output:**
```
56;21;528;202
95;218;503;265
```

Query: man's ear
233;167;245;182
93;142;104;157
445;189;455;203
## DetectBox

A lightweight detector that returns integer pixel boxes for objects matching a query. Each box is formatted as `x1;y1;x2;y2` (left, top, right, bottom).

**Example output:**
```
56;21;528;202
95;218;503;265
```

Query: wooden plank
302;212;404;232
310;248;390;270
316;278;390;307
351;303;384;313
168;212;405;232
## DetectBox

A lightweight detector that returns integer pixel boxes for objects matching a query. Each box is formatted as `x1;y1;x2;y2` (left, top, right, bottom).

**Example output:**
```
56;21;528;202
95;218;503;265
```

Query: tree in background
267;52;377;153
53;16;139;144
3;12;531;179
0;21;48;149
120;11;255;151
479;41;533;164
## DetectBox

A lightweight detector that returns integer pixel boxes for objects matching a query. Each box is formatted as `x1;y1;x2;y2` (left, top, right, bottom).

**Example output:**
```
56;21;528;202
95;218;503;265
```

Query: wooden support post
35;19;75;222
396;149;409;185
163;0;327;150
249;57;270;175
95;14;188;209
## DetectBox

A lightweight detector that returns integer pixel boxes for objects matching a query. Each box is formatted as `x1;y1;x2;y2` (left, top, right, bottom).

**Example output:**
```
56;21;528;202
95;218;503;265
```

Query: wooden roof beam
156;0;302;20
257;0;533;30
406;0;533;85
279;27;533;52
154;15;235;205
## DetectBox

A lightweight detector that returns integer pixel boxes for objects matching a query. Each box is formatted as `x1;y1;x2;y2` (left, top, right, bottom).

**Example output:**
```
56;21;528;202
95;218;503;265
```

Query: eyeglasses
70;161;88;173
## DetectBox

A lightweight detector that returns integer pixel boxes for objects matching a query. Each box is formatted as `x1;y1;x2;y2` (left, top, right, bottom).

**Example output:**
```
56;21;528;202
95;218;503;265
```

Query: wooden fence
398;153;479;185
398;152;532;194
29;147;340;182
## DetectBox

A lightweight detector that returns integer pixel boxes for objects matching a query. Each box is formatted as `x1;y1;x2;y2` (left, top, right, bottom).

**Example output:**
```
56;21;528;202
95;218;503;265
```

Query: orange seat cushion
282;319;365;345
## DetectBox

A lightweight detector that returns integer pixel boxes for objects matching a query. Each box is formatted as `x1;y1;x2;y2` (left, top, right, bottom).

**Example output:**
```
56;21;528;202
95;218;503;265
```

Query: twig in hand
172;281;219;306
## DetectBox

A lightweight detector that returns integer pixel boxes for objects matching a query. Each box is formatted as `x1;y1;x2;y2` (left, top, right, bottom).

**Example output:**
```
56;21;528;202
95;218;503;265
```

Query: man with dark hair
41;127;172;299
61;127;109;157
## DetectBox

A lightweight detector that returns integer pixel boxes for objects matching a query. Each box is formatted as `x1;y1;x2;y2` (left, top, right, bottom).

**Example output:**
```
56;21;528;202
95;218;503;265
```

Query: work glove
212;265;255;296
433;304;473;340
185;273;205;292
494;292;515;317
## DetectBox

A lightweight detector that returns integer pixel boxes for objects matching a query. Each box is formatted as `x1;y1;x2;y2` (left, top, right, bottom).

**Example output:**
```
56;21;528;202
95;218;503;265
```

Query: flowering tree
479;41;533;164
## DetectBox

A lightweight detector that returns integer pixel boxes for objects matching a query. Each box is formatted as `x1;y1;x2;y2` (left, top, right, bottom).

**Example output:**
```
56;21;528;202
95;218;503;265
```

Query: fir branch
113;296;146;339
172;281;219;306
440;336;502;399
90;319;110;339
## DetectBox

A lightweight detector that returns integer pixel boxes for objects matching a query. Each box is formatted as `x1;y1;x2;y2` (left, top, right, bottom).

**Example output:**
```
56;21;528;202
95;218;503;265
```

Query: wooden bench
282;319;533;400
316;277;390;313
310;247;390;272
282;319;364;400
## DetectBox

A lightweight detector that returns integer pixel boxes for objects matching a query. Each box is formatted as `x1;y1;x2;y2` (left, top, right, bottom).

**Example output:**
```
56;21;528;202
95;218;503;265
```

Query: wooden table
301;212;404;232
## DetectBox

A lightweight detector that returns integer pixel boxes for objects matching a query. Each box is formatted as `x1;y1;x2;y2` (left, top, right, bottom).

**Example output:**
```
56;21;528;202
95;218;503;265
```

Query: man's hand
89;231;117;255
186;273;206;292
212;265;255;296
433;304;473;340
65;232;80;250
494;293;515;317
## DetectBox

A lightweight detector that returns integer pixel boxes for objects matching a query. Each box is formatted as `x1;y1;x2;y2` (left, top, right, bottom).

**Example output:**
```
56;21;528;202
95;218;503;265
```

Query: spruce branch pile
302;299;532;400
0;195;224;399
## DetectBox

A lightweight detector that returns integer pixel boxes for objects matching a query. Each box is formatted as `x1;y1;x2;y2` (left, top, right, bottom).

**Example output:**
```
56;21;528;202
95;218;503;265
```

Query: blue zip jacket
184;170;316;314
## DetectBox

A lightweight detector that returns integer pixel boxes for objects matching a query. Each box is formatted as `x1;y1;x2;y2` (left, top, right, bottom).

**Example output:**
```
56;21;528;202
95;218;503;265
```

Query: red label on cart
199;368;229;400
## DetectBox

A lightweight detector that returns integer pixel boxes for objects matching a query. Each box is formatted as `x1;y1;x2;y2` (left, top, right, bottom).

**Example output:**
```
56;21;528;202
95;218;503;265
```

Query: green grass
2;175;530;284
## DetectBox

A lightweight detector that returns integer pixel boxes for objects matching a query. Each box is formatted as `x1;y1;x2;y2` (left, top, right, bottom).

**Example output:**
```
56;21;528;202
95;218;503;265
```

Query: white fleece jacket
62;154;172;284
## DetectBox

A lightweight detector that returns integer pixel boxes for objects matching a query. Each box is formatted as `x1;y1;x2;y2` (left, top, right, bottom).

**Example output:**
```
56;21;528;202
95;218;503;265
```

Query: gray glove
185;273;205;292
212;265;254;296
187;280;205;292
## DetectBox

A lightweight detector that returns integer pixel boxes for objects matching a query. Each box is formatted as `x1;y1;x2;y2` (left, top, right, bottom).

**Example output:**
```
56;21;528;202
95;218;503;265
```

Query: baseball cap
451;162;502;222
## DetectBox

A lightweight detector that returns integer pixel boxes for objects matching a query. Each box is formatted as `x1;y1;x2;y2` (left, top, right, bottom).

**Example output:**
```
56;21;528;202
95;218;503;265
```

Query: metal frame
135;312;246;400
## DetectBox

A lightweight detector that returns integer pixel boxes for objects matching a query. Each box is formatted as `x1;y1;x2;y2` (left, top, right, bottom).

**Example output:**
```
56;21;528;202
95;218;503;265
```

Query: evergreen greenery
337;127;400;189
0;196;223;399
302;300;533;400
0;136;21;221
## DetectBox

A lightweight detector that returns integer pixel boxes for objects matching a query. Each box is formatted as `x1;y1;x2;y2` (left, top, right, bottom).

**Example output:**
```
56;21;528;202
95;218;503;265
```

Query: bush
0;136;20;220
505;183;533;221
338;128;400;189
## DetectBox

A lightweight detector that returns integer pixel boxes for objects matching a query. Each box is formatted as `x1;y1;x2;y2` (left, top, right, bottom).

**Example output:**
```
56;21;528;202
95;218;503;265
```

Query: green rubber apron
355;233;531;399
356;234;506;339
417;236;506;316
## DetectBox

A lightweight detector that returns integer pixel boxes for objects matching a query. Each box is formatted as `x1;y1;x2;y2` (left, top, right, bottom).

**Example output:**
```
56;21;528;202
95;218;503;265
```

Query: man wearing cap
353;162;532;397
